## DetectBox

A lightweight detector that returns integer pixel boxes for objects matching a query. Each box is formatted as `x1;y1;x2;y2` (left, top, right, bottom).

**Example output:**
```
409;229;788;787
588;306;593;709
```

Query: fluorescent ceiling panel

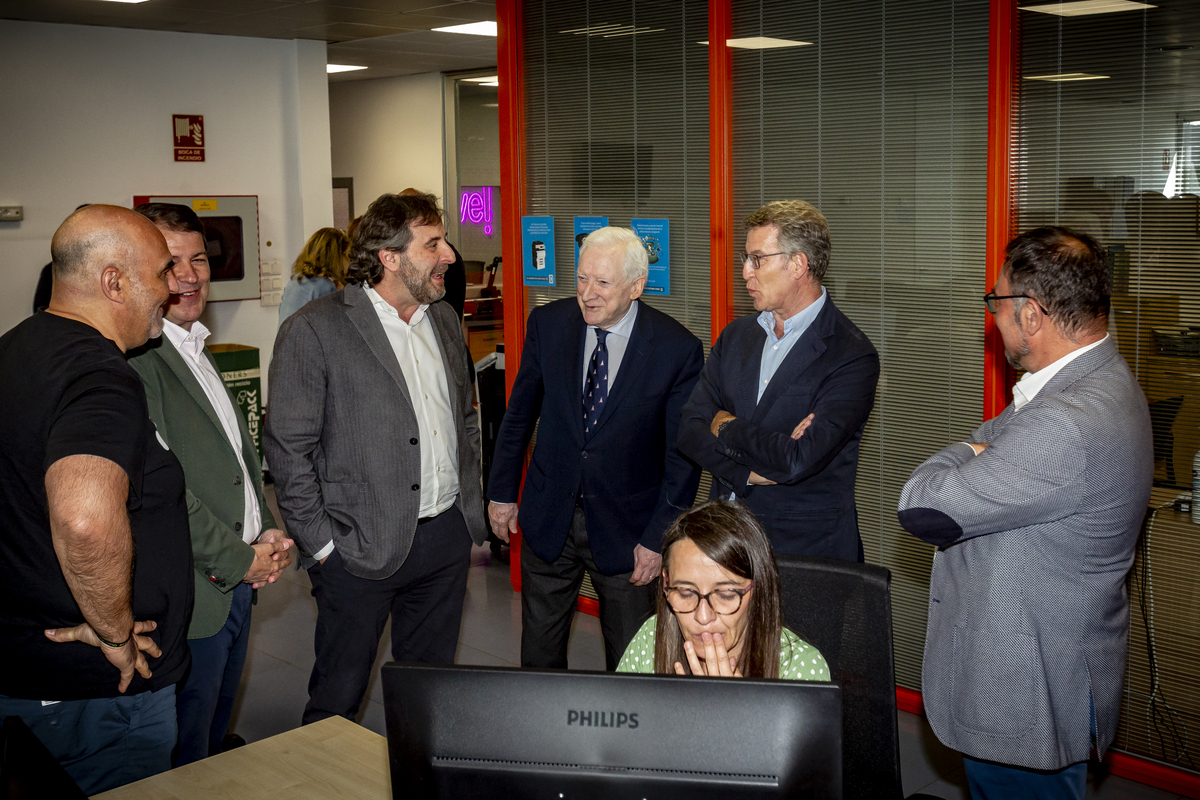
1024;72;1110;81
432;21;497;36
697;37;812;49
327;64;368;73
1019;1;1155;16
462;75;499;83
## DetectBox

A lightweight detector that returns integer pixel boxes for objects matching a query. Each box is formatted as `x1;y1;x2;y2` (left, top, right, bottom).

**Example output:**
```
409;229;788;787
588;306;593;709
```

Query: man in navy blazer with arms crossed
488;226;703;670
678;200;879;561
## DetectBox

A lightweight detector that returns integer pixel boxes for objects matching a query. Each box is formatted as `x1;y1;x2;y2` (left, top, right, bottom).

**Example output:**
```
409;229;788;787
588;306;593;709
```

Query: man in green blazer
129;204;292;765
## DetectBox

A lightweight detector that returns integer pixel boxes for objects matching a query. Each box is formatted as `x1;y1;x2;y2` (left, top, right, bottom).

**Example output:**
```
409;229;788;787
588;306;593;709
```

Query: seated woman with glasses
617;501;829;680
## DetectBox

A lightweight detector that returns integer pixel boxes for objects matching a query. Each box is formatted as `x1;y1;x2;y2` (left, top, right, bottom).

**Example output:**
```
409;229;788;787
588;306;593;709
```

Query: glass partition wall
446;72;505;363
729;0;991;690
1015;0;1200;771
514;0;1200;778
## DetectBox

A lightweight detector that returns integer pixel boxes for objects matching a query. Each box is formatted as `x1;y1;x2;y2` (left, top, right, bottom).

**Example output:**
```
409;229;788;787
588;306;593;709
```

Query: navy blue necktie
583;328;609;436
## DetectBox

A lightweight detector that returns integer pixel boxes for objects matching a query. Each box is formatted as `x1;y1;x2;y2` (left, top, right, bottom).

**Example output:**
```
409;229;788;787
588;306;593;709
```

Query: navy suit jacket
678;298;879;560
488;298;704;575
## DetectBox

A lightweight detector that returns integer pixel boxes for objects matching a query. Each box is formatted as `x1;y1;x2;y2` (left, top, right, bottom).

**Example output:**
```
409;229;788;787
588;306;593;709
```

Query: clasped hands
710;410;816;486
246;527;294;588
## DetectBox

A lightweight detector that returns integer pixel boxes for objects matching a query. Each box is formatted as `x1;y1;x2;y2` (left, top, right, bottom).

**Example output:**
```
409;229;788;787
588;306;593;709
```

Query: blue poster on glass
521;216;556;286
631;218;670;295
573;216;608;264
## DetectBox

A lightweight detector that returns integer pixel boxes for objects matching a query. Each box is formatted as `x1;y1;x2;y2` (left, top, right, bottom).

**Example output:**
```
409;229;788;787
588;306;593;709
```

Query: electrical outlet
0;206;24;221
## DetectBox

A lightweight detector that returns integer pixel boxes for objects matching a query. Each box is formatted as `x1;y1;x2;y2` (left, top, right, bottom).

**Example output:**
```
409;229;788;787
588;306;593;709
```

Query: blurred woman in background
278;227;349;325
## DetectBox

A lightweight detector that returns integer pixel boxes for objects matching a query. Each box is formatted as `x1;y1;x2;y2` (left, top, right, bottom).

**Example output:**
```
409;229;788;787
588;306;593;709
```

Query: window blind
1015;0;1200;771
729;0;991;690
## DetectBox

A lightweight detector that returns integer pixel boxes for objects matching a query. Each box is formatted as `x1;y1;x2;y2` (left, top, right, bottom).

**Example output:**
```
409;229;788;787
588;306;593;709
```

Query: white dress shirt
162;319;261;544
365;286;460;518
580;299;639;393
960;334;1110;456
1012;335;1109;410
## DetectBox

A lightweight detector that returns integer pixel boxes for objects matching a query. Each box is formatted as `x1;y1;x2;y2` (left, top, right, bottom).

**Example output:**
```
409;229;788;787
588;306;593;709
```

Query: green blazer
129;336;276;639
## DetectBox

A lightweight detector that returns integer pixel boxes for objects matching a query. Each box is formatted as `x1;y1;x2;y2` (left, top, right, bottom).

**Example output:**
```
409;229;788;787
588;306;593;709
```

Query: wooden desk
94;716;391;800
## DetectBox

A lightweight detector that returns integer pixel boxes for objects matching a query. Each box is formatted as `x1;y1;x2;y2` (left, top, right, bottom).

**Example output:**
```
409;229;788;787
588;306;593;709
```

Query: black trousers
521;507;658;671
302;505;473;725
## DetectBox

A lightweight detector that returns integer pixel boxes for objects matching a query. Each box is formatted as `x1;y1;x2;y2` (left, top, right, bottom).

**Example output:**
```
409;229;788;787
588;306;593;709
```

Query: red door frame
496;0;528;591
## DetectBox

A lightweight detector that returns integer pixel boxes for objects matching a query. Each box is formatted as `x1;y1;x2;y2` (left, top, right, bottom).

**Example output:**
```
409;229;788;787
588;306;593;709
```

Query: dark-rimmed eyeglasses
983;291;1030;314
664;583;752;615
737;251;788;270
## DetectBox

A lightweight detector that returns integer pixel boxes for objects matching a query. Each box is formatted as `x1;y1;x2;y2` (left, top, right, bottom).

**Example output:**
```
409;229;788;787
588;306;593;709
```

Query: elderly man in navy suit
899;227;1153;800
488;226;704;671
678;200;879;561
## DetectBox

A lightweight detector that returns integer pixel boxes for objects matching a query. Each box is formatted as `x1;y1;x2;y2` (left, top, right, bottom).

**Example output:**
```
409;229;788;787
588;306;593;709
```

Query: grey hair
578;226;649;283
744;200;831;283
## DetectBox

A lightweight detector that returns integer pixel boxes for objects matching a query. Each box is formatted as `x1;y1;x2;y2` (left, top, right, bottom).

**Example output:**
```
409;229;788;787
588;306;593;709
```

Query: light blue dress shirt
755;287;826;403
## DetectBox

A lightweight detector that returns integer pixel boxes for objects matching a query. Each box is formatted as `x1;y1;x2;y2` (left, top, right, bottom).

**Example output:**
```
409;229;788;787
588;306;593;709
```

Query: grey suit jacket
264;284;487;580
897;337;1152;770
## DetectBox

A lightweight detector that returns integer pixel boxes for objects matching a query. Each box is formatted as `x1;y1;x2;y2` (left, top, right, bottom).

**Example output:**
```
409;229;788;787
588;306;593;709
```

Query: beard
397;253;446;305
1004;329;1030;370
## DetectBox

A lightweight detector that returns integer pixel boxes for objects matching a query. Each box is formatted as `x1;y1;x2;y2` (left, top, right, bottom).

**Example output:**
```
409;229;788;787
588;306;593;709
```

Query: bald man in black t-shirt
0;206;194;795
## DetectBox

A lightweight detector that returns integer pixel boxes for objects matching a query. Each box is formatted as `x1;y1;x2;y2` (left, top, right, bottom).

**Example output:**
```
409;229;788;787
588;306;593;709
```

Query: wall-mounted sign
459;186;497;236
631;218;670;295
132;194;260;302
521;216;556;286
173;114;205;162
573;217;608;264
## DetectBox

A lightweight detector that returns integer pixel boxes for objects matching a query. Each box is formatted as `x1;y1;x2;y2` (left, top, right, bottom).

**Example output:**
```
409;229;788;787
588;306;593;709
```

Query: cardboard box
208;343;263;460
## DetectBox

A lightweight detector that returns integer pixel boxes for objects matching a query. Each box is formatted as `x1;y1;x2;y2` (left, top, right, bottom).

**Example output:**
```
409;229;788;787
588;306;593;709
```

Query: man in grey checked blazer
265;193;487;725
898;227;1153;800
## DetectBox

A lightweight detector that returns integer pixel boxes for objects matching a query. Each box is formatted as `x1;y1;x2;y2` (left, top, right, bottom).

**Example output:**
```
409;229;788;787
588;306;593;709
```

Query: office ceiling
0;0;497;81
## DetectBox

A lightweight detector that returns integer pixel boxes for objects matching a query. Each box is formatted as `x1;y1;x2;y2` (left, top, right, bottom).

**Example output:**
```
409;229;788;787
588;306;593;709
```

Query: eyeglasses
664;583;752;615
737;251;788;270
983;291;1030;314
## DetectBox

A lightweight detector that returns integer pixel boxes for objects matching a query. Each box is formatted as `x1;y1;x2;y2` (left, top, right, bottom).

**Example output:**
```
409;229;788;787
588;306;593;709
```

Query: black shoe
221;733;247;752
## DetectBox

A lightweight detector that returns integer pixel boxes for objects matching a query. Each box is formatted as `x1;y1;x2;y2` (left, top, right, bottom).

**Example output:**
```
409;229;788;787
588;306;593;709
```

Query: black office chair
776;554;939;800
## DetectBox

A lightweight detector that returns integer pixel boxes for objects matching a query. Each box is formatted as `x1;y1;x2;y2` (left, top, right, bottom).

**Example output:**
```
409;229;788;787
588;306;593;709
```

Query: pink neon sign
459;186;496;235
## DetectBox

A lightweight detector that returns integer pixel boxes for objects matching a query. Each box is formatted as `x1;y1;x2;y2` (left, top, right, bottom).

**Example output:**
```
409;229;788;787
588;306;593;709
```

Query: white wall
0;20;333;398
329;73;446;213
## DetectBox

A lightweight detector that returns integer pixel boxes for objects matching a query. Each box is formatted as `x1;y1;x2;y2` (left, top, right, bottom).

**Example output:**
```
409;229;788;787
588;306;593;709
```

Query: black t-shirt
0;313;192;700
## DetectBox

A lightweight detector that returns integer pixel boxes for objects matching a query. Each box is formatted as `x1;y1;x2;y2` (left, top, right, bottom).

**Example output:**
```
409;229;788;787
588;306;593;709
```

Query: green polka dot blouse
616;615;831;681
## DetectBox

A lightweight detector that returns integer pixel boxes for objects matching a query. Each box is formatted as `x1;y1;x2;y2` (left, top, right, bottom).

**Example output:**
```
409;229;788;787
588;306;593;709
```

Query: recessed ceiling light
1019;1;1155;16
482;103;500;108
697;37;812;49
433;22;497;36
462;76;499;83
1025;72;1110;81
327;64;368;73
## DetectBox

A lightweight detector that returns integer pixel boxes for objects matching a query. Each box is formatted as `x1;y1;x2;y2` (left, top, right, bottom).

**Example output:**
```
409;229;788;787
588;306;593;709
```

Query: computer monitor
2;716;87;799
382;664;842;799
